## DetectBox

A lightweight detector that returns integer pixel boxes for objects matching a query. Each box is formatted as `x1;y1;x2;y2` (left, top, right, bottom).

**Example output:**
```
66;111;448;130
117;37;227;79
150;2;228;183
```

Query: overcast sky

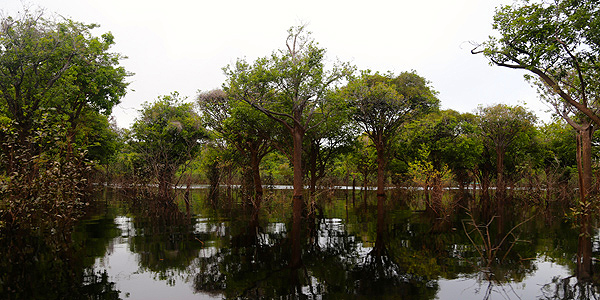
3;0;552;128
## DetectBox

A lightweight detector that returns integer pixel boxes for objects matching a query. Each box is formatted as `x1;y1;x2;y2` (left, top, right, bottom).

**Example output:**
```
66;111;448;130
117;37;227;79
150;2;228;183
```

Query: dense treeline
0;0;598;235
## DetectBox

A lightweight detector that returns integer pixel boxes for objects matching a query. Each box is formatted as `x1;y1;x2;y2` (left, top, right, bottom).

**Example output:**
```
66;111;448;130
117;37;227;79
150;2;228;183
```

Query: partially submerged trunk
158;167;174;200
290;123;304;269
495;145;506;200
576;124;593;200
249;149;264;198
375;141;386;197
575;123;593;280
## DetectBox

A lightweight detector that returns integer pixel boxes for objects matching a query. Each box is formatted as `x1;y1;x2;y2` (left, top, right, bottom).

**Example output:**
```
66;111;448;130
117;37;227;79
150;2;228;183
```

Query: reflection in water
3;188;600;299
0;197;121;300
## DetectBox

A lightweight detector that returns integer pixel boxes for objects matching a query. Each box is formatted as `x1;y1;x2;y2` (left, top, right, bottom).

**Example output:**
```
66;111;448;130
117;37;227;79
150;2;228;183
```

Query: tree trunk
375;143;386;197
290;124;304;268
577;125;593;198
496;146;505;200
292;126;304;200
158;173;172;200
249;151;263;197
576;124;593;279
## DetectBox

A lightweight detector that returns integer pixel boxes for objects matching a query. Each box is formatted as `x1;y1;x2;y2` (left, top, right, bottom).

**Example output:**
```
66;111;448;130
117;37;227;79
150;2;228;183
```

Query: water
1;188;597;299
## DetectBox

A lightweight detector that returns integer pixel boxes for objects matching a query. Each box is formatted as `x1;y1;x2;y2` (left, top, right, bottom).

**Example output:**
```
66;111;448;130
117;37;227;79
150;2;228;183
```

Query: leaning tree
473;0;600;201
473;0;600;279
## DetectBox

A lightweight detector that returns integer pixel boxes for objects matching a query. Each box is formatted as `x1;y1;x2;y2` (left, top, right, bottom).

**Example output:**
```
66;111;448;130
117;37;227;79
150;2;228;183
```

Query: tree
402;110;481;204
0;8;130;232
223;25;352;206
223;25;352;269
475;104;537;198
342;71;439;197
473;0;600;201
472;0;600;276
130;93;206;199
0;8;129;148
198;89;279;202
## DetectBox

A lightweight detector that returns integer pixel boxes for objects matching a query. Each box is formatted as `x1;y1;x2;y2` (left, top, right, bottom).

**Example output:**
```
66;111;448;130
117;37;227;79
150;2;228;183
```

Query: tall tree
130;93;206;199
342;71;439;197
223;25;352;206
0;8;130;231
473;0;600;200
473;1;599;277
475;104;536;198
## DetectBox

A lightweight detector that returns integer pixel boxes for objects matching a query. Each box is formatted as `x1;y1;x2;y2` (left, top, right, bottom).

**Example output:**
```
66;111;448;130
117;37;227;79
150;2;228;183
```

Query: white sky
3;0;552;128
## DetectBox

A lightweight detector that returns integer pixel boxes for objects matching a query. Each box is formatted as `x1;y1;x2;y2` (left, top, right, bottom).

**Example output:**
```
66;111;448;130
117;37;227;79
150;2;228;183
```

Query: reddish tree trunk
375;142;386;197
290;124;304;268
496;145;505;200
292;126;304;199
576;124;593;279
249;151;263;197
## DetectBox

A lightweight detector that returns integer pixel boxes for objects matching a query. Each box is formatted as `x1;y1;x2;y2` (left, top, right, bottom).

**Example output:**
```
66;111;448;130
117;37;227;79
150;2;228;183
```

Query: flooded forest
2;1;600;299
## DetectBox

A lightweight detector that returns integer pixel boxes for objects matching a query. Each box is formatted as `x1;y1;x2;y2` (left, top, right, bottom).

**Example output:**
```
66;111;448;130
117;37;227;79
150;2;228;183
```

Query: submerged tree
473;0;600;201
476;104;536;199
342;71;439;197
198;89;279;203
223;25;352;269
0;8;129;232
303;98;356;195
474;0;600;278
130;93;206;199
223;25;352;203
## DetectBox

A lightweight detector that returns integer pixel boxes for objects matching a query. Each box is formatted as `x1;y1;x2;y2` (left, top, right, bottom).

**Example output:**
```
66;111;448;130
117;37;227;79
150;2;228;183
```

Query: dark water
2;188;599;299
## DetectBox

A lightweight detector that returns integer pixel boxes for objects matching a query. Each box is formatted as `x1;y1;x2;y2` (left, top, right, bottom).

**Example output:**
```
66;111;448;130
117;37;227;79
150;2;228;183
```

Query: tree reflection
0;193;121;299
191;202;291;298
541;276;600;300
125;195;202;284
91;189;599;299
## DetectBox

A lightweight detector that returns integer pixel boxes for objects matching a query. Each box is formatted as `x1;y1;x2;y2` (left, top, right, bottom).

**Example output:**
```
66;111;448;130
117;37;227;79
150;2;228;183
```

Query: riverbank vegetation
1;0;600;292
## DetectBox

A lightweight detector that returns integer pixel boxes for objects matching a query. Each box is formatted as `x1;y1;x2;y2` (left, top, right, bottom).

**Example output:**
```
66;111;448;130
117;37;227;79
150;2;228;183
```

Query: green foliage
130;92;207;198
222;25;353;134
0;113;91;234
478;0;600;126
222;25;354;198
474;104;537;187
0;8;130;236
343;70;439;150
198;88;280;195
0;8;130;138
401;110;482;187
74;112;122;166
345;135;378;186
303;92;357;188
407;146;452;189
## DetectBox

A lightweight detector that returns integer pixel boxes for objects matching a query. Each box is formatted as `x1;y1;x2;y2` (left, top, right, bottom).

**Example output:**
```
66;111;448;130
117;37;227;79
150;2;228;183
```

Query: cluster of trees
1;0;599;232
115;25;581;215
0;8;129;234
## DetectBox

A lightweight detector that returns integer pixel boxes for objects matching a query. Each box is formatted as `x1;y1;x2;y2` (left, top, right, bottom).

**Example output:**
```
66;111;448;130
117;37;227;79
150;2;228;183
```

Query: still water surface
3;188;598;299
